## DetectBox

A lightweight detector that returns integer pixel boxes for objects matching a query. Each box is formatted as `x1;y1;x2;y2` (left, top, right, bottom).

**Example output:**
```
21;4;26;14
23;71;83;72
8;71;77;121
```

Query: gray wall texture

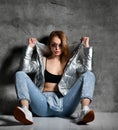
0;0;118;114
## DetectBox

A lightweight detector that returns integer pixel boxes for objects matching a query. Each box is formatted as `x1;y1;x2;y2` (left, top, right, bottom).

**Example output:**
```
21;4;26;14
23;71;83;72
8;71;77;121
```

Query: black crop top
44;69;62;83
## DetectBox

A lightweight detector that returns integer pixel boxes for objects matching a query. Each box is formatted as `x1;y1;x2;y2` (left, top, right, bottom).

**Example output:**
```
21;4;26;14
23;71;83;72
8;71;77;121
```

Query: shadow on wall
0;46;24;114
0;46;23;86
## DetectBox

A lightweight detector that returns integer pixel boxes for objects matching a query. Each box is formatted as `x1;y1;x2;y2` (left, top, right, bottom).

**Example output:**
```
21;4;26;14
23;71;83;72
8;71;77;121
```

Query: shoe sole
77;110;95;124
14;107;33;125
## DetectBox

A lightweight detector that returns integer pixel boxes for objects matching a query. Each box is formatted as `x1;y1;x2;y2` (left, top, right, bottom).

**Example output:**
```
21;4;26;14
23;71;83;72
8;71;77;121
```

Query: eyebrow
51;43;62;47
51;42;62;44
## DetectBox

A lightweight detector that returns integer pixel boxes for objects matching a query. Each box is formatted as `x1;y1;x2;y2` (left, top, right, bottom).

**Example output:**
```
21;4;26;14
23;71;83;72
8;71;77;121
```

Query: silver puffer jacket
22;41;93;96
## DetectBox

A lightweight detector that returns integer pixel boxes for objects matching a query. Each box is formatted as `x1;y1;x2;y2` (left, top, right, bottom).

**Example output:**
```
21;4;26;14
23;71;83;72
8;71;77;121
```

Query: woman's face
50;36;62;56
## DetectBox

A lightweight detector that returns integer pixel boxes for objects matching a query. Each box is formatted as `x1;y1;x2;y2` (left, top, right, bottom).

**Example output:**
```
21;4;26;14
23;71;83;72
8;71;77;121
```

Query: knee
87;71;95;78
82;71;95;81
15;71;26;78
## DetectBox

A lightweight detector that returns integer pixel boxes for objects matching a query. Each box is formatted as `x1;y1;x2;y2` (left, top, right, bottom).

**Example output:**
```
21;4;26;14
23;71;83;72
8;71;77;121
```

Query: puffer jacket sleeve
72;44;93;74
77;46;93;74
83;47;93;71
22;45;39;73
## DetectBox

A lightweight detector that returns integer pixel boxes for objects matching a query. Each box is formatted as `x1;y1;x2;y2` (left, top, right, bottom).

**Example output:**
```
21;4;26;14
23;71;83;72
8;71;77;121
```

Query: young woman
14;31;95;125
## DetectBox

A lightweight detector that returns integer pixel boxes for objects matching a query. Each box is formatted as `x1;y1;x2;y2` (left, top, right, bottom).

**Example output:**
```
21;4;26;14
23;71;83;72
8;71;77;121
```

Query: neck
49;55;61;61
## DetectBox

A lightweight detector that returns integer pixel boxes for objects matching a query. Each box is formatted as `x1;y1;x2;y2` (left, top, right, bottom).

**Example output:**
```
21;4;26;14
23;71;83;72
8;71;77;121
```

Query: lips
56;51;59;53
55;51;60;54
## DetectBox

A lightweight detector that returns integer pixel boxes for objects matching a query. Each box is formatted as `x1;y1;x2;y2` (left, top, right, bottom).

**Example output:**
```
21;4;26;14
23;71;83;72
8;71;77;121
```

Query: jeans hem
18;98;31;104
80;96;93;103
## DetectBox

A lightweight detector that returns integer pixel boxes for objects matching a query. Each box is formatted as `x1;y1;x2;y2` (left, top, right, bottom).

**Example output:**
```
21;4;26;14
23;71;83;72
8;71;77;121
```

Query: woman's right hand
28;38;38;48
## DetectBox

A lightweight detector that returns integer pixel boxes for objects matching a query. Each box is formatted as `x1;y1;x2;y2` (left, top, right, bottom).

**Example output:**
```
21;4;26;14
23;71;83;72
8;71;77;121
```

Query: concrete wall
0;0;118;114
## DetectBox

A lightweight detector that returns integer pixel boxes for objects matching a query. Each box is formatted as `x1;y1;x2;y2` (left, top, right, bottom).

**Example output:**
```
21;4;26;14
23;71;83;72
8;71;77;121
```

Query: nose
56;46;58;50
55;45;60;50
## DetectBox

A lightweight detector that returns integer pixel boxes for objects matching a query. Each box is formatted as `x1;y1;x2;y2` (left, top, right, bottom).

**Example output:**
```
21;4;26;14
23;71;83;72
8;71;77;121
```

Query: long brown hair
48;31;70;63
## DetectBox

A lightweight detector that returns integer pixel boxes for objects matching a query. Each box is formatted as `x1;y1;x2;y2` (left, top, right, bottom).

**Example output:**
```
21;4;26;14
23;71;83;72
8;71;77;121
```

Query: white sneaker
75;109;95;124
14;106;33;125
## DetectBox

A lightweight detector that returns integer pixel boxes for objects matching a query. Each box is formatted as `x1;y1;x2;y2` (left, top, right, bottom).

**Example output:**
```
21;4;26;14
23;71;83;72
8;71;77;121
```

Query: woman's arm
82;37;93;71
22;38;39;73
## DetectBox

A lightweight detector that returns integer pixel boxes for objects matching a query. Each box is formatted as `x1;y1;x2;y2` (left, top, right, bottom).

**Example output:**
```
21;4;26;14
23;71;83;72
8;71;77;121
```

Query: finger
28;38;32;44
32;38;37;43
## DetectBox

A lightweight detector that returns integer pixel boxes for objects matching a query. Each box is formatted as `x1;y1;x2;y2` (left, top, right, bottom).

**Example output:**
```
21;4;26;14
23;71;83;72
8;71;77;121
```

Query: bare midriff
43;82;59;92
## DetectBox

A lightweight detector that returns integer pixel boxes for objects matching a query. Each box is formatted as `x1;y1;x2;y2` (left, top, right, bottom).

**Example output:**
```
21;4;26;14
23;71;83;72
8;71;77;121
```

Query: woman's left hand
81;37;90;48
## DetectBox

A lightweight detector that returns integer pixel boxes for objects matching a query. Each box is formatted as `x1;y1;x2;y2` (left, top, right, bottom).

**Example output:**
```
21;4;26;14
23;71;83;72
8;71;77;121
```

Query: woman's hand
28;38;38;48
81;37;90;48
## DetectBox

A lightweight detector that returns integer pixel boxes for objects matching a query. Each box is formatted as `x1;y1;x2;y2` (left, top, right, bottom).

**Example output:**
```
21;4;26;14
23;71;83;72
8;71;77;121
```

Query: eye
59;44;62;48
51;43;56;47
51;43;62;48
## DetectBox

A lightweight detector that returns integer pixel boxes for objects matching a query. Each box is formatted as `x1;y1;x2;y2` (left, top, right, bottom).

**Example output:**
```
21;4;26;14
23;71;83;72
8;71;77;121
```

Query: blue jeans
15;71;95;117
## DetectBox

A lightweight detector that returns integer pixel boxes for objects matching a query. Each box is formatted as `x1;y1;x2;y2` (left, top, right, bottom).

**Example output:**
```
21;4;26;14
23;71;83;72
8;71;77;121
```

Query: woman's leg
15;71;52;117
79;71;95;107
57;71;95;117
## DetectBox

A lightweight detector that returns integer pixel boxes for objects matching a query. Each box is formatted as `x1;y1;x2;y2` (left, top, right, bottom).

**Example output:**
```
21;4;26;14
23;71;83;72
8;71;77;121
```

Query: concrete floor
0;112;118;130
